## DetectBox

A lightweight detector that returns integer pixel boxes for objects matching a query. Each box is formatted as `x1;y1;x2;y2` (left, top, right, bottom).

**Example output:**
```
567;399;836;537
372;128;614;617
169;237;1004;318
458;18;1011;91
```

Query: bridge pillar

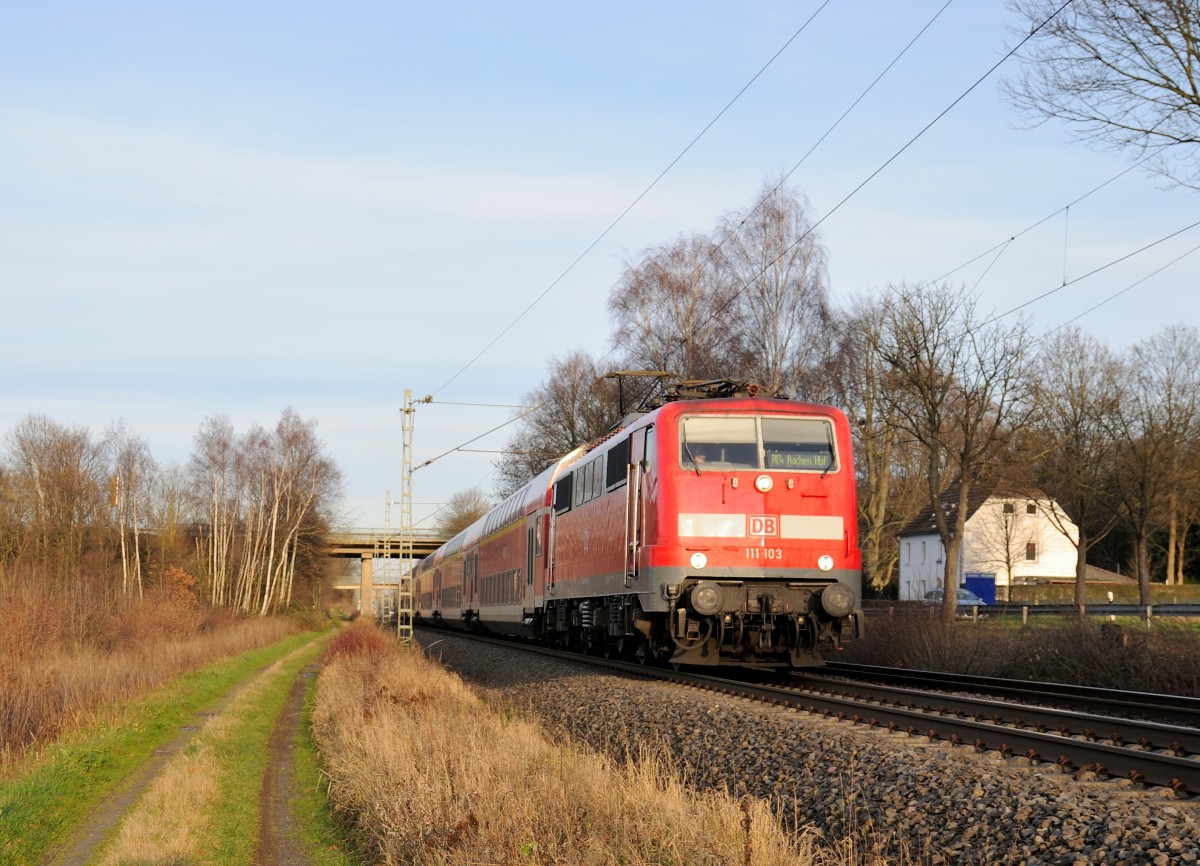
360;554;373;619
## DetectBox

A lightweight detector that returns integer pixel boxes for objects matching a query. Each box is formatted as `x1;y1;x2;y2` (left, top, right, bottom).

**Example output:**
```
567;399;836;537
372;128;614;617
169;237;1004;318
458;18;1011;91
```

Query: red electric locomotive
414;381;863;668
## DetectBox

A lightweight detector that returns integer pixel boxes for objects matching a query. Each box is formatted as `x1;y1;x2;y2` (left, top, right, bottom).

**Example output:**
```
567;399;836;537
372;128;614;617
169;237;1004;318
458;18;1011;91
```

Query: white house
897;485;1080;602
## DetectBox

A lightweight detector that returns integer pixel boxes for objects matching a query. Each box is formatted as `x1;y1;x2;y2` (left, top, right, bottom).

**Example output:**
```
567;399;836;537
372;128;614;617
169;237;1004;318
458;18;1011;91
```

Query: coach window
606;437;630;489
554;475;573;514
583;459;595;502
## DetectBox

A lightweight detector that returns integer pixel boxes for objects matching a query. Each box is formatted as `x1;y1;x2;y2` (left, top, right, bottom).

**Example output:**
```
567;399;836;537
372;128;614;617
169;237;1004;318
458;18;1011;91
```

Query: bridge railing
328;528;448;541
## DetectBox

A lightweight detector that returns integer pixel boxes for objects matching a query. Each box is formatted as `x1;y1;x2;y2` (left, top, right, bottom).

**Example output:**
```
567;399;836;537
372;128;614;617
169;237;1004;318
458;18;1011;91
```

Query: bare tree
494;350;623;497
436;487;492;537
608;233;740;380
1005;0;1200;187
1030;327;1124;607
147;462;188;570
1171;437;1200;583
190;415;240;606
718;177;833;398
0;463;20;567
105;422;156;598
1110;325;1200;601
830;295;928;592
876;284;1038;622
5;415;108;585
188;410;342;614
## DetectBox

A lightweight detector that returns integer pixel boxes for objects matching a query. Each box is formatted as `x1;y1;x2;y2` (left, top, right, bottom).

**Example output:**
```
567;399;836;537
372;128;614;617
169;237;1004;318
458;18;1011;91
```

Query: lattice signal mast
397;390;416;646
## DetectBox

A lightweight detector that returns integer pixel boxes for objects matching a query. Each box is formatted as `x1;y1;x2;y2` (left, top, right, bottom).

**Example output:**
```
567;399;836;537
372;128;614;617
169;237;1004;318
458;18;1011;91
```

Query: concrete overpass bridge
325;529;448;561
325;529;449;621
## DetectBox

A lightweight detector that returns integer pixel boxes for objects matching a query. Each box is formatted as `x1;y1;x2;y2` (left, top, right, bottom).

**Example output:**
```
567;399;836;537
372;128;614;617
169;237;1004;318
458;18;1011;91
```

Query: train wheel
633;636;654;665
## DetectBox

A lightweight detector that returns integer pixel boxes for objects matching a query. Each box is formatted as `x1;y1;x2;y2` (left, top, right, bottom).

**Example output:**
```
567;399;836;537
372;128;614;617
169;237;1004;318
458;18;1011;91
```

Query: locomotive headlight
690;581;722;616
754;474;773;492
817;554;834;572
690;552;708;570
819;582;857;618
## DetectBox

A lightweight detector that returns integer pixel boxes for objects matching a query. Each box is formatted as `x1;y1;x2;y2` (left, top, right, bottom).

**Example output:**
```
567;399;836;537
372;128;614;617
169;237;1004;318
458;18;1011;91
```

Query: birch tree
105;422;156;598
608;234;740;380
190;415;240;606
718;177;833;399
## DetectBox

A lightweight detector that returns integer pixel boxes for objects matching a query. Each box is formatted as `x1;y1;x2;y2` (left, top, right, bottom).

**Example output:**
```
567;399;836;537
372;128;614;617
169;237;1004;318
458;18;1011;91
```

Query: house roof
1027;564;1137;585
897;482;991;538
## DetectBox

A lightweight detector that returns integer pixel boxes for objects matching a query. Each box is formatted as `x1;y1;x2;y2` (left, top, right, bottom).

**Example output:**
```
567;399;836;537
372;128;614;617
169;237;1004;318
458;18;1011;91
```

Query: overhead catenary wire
413;404;540;472
1045;239;1200;336
681;0;1076;348
981;216;1200;328
594;0;959;374
427;0;836;398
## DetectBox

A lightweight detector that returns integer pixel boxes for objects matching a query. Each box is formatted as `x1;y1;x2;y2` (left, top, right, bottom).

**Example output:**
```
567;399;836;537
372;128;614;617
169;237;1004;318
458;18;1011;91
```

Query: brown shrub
842;610;1200;696
322;619;392;664
841;610;1013;675
0;583;300;772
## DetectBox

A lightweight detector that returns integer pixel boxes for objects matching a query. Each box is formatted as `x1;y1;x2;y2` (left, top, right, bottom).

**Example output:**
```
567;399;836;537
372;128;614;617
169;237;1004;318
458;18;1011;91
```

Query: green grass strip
292;668;362;866
0;630;318;866
204;637;331;863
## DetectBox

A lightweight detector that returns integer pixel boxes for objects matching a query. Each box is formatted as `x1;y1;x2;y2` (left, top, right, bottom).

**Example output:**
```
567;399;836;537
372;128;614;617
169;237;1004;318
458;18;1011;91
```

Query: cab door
625;426;654;586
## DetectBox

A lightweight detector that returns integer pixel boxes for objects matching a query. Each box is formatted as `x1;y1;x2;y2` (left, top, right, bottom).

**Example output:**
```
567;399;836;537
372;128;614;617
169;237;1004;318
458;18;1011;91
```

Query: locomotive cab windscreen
679;415;836;472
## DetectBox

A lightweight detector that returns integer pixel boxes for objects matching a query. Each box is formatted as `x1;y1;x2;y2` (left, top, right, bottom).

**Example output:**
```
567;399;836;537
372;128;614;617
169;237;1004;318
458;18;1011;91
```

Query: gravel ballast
419;632;1200;865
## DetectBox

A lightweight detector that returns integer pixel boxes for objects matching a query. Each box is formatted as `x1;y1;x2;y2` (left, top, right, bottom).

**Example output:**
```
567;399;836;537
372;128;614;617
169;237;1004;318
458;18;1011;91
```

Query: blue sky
2;0;1197;530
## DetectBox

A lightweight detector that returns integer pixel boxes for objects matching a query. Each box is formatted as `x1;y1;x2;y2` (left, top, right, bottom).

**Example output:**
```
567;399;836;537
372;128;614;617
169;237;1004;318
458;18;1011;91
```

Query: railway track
819;661;1200;727
420;628;1200;795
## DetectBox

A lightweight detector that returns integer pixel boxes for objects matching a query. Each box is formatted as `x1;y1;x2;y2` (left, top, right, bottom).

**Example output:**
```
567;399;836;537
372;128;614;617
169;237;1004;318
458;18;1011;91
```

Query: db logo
748;515;779;537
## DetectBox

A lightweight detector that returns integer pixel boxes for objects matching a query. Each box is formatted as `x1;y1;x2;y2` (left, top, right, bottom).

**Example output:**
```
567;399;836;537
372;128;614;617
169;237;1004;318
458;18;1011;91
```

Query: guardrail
864;601;1200;623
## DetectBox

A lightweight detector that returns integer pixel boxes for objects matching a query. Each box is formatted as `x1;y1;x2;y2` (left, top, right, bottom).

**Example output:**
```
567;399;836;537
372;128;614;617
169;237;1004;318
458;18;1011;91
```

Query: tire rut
254;663;318;866
48;651;322;866
48;692;242;866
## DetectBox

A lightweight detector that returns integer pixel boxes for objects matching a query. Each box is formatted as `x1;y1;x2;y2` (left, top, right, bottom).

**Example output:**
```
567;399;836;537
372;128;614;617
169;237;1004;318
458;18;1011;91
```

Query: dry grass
98;748;222;865
96;645;311;866
313;622;848;866
0;581;299;773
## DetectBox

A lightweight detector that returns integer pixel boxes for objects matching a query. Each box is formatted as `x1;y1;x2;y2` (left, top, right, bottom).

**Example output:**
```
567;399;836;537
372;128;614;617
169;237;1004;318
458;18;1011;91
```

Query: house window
1003;502;1014;514
1026;503;1036;515
905;542;910;564
921;540;926;563
1025;542;1038;562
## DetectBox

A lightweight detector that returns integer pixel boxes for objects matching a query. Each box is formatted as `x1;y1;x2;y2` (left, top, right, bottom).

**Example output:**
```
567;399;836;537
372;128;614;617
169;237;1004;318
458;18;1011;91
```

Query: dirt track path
50;652;320;866
49;694;242;866
254;663;318;866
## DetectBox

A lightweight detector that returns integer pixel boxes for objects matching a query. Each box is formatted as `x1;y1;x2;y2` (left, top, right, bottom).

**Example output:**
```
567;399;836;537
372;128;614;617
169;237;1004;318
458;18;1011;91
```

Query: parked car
923;588;987;613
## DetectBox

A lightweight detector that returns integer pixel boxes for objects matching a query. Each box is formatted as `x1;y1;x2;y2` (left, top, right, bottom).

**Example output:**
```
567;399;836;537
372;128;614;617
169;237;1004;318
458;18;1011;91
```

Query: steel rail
822;661;1200;727
785;672;1200;755
415;628;1200;794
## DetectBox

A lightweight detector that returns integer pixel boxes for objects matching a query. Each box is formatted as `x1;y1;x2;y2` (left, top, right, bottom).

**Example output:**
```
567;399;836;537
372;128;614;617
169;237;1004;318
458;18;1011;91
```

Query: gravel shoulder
421;632;1200;866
